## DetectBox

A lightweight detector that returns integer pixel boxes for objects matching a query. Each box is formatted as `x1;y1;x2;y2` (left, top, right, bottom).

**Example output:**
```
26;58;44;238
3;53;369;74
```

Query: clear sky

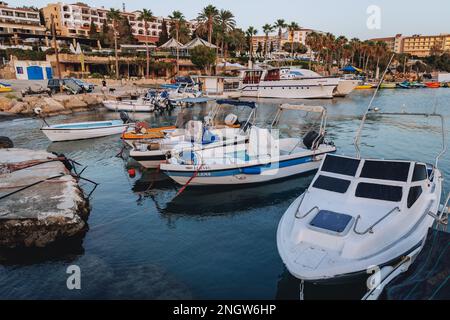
7;0;449;39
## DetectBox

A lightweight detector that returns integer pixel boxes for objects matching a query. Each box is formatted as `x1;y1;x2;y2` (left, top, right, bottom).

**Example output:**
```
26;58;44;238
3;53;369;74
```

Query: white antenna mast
354;53;395;158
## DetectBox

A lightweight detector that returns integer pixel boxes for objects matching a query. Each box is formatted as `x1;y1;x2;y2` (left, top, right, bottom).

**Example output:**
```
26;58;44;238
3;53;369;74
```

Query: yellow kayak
355;85;373;89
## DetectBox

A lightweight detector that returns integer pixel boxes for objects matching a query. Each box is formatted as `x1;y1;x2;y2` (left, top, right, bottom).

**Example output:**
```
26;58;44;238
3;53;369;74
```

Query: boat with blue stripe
161;104;337;186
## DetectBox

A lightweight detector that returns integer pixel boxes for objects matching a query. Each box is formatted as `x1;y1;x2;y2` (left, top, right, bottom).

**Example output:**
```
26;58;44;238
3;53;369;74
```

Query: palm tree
107;8;122;79
349;38;361;66
334;36;348;68
217;10;236;57
287;22;300;57
246;26;258;62
273;19;286;52
197;5;219;44
305;31;321;70
138;9;154;79
262;24;274;58
168;10;185;75
373;41;388;79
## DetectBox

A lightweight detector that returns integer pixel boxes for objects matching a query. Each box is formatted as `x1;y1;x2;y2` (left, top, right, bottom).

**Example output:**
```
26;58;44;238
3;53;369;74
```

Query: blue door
46;67;53;79
27;66;44;80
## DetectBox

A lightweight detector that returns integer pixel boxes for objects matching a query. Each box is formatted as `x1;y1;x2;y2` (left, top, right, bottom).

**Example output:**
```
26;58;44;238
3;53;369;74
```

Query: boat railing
353;206;401;235
295;206;319;219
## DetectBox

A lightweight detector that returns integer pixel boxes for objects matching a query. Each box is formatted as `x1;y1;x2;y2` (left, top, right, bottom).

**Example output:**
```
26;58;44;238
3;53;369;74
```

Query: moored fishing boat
397;81;411;89
425;82;440;88
0;82;12;93
129;100;257;168
41;119;129;142
380;82;397;89
161;104;336;186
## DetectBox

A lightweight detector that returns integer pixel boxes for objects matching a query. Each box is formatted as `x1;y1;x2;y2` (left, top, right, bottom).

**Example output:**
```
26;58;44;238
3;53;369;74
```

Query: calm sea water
0;89;449;300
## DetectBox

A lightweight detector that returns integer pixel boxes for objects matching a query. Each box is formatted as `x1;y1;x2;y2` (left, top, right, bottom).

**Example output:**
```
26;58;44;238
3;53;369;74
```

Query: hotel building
41;2;197;43
0;1;46;36
370;33;450;57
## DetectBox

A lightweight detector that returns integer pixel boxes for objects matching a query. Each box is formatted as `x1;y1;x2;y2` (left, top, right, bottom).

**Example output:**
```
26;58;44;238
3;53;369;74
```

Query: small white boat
103;99;155;112
276;112;447;289
129;100;257;168
41;120;128;142
161;104;337;185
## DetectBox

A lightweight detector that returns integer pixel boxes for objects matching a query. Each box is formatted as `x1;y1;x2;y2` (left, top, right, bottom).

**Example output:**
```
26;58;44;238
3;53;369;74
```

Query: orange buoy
128;168;136;178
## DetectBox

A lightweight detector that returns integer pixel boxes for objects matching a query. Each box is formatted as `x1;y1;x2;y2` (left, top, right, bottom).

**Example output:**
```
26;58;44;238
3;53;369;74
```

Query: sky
7;0;449;39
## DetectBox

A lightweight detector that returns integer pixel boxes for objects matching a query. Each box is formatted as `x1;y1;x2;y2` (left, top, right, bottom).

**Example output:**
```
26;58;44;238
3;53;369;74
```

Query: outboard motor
225;113;240;127
120;111;131;124
303;130;324;150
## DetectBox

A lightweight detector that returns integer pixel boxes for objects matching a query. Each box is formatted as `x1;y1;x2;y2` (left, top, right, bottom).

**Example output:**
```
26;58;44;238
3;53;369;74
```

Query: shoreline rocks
0;148;90;248
0;93;106;117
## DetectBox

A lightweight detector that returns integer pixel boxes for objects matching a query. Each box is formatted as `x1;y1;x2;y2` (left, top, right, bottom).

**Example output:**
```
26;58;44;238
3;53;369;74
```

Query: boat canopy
341;65;363;73
279;104;325;114
216;100;257;109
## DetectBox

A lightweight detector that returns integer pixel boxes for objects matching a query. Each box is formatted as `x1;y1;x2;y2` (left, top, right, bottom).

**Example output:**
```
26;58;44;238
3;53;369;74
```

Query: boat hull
334;80;359;96
103;100;155;112
241;78;338;99
41;122;127;142
162;147;336;186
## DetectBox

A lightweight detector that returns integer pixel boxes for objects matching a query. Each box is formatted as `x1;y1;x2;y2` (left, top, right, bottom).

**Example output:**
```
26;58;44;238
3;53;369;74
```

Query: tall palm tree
349;38;361;66
373;41;388;79
246;26;258;62
107;8;122;79
287;22;300;57
273;19;286;52
168;10;185;75
217;10;236;57
138;9;154;79
262;24;274;58
197;5;219;44
305;31;320;70
334;35;348;68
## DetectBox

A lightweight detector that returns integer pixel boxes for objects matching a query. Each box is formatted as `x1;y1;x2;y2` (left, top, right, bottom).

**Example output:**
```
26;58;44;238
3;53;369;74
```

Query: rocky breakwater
0;94;105;117
0;148;90;248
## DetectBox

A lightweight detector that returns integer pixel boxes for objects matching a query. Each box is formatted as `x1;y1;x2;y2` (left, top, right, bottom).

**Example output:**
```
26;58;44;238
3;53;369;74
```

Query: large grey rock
0;148;90;248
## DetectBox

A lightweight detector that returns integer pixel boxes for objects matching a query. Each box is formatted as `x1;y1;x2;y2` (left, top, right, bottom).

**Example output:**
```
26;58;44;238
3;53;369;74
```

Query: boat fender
128;168;136;178
367;266;395;289
120;111;131;124
303;130;324;150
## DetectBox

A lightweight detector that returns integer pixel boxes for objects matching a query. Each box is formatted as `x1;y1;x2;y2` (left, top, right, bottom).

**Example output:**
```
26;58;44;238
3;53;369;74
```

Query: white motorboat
276;112;447;288
129;100;257;168
103;90;173;112
161;104;337;185
41;120;128;142
239;68;339;99
103;98;156;112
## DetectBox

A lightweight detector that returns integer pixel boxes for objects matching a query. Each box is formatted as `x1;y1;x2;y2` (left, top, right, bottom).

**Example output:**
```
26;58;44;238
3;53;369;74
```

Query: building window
16;67;24;74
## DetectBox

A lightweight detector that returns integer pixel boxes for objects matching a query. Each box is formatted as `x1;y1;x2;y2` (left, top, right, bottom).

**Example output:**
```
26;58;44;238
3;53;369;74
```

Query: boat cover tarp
216;100;257;108
341;65;363;73
384;228;449;300
280;104;325;113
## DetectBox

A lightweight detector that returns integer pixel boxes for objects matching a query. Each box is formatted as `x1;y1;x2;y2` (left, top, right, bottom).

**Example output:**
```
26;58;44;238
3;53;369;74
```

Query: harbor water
0;89;449;299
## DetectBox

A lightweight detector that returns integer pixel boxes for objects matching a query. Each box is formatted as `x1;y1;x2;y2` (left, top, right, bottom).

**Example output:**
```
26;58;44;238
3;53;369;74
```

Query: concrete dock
0;148;90;248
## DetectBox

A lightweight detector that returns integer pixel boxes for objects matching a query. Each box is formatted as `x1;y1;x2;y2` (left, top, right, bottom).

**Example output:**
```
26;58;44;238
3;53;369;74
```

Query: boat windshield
355;182;403;202
312;175;351;194
360;160;410;182
321;155;360;176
